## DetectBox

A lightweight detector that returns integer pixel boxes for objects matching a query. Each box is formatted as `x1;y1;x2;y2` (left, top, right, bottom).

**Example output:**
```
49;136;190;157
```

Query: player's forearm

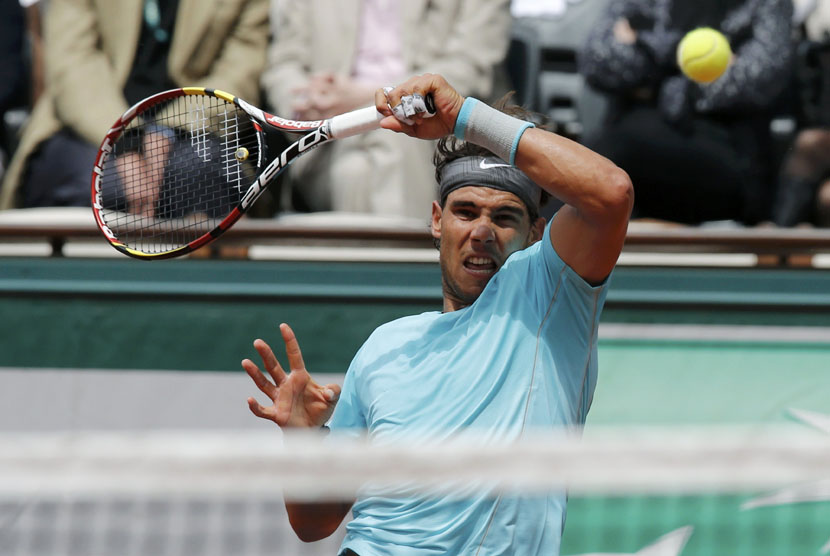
515;126;632;284
514;127;633;224
285;500;353;542
452;96;632;223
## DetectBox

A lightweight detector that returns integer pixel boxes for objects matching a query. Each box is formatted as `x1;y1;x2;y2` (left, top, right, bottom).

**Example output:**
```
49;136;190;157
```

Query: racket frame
91;87;379;260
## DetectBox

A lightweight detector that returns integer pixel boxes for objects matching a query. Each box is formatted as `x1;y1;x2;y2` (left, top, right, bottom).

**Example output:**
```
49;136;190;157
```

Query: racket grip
328;107;383;139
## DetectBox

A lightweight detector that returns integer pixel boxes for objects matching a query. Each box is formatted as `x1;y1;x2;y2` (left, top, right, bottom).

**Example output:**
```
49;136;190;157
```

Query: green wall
3;257;830;375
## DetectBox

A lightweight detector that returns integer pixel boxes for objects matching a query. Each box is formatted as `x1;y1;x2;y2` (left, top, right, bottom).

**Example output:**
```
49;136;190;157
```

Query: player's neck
442;295;469;313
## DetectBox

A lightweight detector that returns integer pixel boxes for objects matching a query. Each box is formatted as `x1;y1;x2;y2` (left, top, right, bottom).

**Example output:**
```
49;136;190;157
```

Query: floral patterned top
578;0;794;122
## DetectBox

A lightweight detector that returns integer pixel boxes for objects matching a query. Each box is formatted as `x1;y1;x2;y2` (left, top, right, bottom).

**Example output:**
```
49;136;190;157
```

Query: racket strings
98;93;263;255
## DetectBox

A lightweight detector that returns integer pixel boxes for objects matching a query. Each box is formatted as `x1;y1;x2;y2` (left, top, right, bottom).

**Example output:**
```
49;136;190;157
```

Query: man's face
431;186;544;312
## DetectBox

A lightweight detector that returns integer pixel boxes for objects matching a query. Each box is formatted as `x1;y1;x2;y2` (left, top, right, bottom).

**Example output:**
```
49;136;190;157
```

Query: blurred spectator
0;0;269;211
510;0;584;18
578;0;794;225
0;0;31;178
798;0;830;42
262;0;511;220
772;0;830;227
21;0;46;106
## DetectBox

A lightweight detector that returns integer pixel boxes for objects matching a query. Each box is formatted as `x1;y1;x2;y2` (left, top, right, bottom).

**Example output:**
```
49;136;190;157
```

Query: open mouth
464;256;498;275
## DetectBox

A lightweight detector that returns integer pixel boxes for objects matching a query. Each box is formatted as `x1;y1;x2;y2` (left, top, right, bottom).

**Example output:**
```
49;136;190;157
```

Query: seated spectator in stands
578;0;794;225
0;0;268;211
0;0;30;179
262;0;511;221
772;0;830;227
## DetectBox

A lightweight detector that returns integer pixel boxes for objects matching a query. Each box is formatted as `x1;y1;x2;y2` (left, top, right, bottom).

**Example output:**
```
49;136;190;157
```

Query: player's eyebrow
449;200;526;218
493;205;526;218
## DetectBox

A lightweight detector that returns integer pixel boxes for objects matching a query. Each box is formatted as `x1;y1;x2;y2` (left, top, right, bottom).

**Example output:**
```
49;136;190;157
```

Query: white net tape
2;425;829;500
2;425;829;556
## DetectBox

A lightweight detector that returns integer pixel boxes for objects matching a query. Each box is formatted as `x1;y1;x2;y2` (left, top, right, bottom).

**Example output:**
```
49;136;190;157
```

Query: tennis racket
91;87;434;260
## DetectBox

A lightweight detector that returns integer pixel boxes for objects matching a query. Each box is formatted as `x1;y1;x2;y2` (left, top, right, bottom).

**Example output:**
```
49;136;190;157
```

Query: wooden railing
2;207;830;266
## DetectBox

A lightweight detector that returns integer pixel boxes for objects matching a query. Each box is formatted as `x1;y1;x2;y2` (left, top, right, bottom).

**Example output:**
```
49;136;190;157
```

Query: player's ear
530;216;545;244
431;200;443;240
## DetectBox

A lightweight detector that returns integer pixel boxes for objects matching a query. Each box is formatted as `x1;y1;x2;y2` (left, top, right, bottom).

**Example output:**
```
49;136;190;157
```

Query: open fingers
247;396;276;421
253;338;287;385
279;323;308;375
241;358;278;400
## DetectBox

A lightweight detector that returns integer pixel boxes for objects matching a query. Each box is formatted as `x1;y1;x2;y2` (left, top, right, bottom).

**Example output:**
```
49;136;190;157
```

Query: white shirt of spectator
352;0;406;86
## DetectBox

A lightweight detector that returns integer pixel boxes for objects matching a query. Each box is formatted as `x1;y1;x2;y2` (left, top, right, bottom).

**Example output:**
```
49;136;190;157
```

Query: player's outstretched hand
242;323;341;429
376;73;465;141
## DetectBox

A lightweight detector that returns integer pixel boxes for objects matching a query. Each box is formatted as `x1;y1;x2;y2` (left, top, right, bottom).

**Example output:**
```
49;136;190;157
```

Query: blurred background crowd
1;0;829;228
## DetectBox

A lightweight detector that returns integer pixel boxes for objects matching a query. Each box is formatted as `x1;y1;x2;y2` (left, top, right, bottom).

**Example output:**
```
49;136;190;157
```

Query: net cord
1;426;828;501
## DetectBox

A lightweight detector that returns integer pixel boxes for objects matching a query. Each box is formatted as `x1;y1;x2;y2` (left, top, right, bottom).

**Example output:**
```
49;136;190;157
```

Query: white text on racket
240;127;331;209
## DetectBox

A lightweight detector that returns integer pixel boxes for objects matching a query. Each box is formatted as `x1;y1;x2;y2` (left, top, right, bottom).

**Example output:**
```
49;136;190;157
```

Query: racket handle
328;93;437;139
328;107;383;139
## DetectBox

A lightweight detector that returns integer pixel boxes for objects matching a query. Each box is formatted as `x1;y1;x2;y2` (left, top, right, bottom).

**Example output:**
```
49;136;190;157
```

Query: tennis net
1;425;828;555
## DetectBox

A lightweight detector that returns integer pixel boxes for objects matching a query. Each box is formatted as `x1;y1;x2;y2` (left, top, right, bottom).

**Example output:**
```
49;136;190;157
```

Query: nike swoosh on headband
479;159;511;170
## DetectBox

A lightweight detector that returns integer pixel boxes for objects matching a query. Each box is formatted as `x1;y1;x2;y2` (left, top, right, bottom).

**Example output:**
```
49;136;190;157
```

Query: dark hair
433;92;552;221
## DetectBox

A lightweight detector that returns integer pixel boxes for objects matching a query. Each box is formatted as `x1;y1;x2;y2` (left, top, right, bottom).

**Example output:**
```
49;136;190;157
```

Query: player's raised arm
379;74;633;285
513;127;633;285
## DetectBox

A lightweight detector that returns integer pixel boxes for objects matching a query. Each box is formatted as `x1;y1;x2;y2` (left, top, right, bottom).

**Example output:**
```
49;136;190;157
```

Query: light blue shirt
329;220;609;555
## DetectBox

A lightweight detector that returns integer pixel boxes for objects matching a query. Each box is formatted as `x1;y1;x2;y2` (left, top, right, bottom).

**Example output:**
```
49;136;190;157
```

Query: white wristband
453;97;534;165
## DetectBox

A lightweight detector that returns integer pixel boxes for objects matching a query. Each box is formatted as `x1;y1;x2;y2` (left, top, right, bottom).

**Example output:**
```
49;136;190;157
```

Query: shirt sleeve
537;218;608;422
327;355;367;436
494;217;608;423
542;217;610;298
500;216;609;321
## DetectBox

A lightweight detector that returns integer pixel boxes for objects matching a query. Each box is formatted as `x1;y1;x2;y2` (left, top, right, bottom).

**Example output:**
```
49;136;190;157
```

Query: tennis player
242;73;633;555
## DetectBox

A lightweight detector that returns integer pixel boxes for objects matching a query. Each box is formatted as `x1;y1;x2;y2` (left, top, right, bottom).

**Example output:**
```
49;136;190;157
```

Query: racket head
91;87;266;260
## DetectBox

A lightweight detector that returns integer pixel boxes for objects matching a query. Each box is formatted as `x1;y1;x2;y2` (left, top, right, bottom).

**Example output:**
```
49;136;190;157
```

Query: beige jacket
1;0;268;209
262;0;512;116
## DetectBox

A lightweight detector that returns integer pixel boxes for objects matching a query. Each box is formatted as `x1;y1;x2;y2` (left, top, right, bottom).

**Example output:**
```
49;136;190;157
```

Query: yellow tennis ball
235;147;249;161
676;27;732;84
